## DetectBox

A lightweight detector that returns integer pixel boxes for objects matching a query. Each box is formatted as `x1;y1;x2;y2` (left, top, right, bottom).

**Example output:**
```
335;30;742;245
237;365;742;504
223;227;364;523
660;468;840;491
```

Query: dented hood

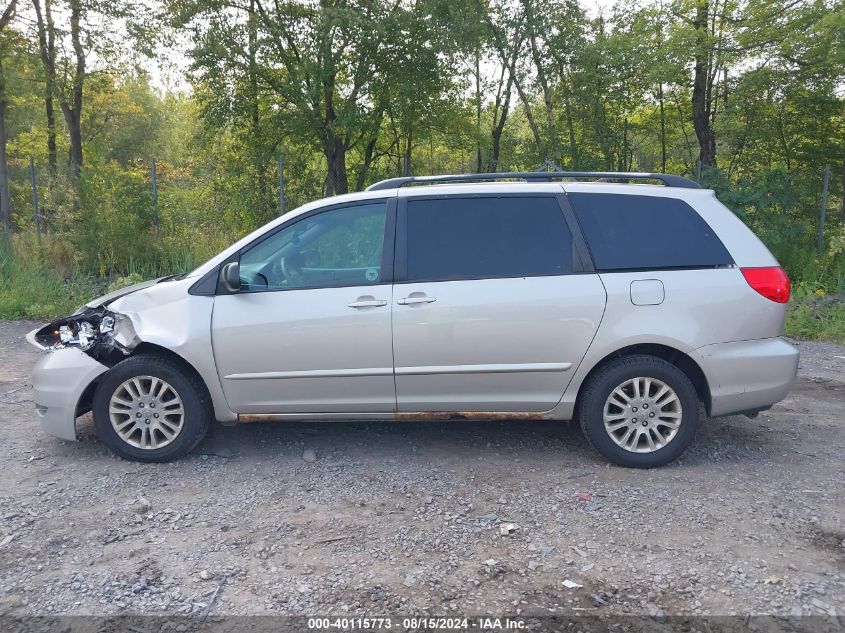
80;276;175;311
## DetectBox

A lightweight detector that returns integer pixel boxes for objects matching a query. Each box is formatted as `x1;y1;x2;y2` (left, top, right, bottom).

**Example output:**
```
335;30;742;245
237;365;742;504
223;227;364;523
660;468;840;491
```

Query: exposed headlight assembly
35;308;138;363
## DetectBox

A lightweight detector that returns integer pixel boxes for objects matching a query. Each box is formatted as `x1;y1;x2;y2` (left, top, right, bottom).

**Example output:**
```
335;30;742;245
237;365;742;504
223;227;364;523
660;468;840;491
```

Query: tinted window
569;193;733;271
239;202;386;291
405;196;573;281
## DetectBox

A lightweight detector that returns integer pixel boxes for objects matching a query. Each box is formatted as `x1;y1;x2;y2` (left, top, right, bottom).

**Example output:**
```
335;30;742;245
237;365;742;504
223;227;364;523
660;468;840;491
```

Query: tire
93;354;212;462
577;355;700;468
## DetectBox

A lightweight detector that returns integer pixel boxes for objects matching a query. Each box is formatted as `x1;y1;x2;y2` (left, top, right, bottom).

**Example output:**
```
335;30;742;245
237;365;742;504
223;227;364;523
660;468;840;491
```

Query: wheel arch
86;343;218;422
129;343;210;393
118;341;234;423
75;344;211;419
574;343;712;416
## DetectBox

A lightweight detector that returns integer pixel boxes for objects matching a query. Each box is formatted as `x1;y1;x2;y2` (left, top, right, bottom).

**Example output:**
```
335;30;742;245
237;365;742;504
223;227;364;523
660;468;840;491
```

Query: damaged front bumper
28;307;142;441
30;346;109;441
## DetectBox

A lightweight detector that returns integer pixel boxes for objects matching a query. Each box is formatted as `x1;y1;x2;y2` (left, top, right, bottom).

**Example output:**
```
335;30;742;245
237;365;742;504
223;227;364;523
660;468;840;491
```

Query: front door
392;193;606;412
211;200;396;413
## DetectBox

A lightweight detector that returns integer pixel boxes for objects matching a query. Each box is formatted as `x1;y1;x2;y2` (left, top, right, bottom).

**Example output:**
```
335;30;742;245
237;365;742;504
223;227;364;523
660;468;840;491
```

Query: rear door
391;193;607;412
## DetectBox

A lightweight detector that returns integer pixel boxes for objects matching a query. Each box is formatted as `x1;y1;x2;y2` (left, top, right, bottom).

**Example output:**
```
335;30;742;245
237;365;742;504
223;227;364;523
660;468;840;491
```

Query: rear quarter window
568;193;733;271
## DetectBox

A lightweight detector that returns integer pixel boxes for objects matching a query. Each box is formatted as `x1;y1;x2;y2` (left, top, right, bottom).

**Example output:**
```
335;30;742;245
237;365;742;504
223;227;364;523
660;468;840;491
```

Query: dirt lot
0;319;843;623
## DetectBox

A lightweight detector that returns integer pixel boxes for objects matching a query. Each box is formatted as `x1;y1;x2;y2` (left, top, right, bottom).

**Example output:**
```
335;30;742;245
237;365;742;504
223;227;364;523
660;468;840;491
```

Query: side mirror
221;261;241;293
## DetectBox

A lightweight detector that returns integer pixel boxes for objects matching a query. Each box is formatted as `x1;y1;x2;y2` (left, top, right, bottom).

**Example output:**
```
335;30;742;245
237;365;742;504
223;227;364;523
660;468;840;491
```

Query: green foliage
107;272;144;292
785;298;845;344
75;161;157;274
0;234;104;319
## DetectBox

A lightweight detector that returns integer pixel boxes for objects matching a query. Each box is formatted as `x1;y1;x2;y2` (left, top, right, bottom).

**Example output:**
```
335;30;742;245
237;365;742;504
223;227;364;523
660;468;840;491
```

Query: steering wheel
279;257;299;284
278;255;296;284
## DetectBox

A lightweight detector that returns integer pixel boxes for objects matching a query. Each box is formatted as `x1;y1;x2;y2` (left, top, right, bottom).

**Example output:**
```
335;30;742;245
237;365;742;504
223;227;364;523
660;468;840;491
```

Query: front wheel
93;354;212;462
577;355;700;468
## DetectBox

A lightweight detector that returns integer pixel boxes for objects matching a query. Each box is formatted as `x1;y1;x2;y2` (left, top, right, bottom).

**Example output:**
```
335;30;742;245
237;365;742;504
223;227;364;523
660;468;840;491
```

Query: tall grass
0;231;214;320
0;236;104;319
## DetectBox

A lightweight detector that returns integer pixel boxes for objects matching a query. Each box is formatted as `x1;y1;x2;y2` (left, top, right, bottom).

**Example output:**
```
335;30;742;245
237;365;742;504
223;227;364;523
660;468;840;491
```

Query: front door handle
397;295;437;305
348;298;388;308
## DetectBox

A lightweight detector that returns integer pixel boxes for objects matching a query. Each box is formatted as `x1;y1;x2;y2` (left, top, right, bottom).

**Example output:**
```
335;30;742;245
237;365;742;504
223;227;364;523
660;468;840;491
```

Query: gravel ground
0;320;843;623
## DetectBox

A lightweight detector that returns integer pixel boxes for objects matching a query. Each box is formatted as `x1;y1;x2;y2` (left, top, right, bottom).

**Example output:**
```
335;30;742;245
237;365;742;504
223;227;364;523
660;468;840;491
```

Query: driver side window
238;202;387;292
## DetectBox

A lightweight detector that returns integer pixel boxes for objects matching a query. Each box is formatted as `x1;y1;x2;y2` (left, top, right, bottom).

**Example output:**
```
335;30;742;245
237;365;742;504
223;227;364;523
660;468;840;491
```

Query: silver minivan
28;172;799;468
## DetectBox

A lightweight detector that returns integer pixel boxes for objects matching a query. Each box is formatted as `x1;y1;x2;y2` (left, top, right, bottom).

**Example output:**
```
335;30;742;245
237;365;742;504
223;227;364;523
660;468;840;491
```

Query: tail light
740;266;790;303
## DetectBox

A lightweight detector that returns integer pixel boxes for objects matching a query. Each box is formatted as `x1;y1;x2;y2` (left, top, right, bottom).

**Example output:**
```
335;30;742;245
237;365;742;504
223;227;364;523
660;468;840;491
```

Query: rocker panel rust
395;411;551;421
237;411;552;423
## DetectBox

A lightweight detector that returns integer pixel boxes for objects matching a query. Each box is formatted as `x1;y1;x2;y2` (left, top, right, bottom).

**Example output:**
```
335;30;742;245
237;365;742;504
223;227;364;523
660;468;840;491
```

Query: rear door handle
348;299;388;308
397;295;437;305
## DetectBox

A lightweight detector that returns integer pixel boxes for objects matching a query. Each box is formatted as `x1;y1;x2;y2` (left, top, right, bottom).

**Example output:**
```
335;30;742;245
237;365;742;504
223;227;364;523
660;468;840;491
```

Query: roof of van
394;181;711;198
366;171;700;191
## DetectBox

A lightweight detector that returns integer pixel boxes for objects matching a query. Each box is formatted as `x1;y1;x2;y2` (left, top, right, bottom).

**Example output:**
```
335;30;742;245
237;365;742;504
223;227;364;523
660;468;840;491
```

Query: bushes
0;153;237;319
0;153;234;321
785;297;845;344
75;162;160;275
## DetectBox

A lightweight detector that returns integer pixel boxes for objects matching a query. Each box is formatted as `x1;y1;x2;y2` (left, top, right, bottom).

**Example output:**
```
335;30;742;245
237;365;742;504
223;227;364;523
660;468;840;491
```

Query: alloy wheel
602;377;682;453
108;376;185;450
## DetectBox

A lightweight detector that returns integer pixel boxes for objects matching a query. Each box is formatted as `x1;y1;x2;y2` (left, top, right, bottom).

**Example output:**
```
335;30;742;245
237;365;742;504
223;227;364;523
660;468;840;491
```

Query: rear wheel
93;354;212;462
577;355;700;468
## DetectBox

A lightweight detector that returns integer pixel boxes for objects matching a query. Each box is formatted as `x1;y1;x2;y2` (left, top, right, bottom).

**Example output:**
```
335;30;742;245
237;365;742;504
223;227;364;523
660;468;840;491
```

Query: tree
31;0;57;176
690;0;717;168
386;1;457;177
623;3;687;174
521;0;562;166
487;53;516;172
482;1;545;162
62;0;83;180
31;0;85;183
30;0;138;187
0;0;16;232
179;0;418;196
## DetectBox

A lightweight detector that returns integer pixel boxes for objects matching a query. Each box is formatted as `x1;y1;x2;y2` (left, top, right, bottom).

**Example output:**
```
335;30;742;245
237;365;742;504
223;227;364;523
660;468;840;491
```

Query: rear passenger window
404;196;573;282
569;193;733;271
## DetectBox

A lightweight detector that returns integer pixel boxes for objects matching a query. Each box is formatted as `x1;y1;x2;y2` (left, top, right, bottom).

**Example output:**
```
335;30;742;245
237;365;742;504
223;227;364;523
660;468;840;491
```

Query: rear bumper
690;337;799;417
31;346;109;441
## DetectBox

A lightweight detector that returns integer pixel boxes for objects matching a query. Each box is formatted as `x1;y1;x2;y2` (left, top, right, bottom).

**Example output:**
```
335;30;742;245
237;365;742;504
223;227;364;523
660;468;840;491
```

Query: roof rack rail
365;171;701;191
